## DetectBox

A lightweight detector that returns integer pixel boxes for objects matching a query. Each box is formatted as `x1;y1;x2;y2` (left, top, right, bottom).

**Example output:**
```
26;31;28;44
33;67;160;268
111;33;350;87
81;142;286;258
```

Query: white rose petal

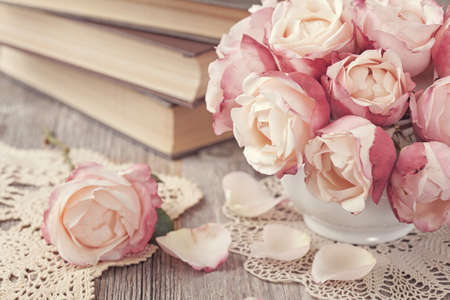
222;172;284;217
156;223;231;272
251;224;311;261
312;243;376;283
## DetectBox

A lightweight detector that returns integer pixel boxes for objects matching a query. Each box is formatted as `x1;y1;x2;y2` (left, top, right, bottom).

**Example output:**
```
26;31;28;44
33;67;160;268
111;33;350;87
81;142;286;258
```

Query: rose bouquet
206;0;449;235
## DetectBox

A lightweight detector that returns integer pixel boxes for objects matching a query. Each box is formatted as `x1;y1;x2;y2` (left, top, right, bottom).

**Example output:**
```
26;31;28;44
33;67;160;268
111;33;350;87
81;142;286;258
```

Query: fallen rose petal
222;172;283;217
312;243;376;283
251;224;310;261
156;223;231;272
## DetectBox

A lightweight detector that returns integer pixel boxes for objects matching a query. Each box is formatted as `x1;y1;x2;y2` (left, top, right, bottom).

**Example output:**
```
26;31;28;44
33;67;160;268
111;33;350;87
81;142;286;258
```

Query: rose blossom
323;49;415;126
304;116;396;213
354;0;444;76
42;163;161;265
231;72;330;177
205;3;277;135
388;142;450;232
432;7;450;78
410;76;450;146
269;0;354;76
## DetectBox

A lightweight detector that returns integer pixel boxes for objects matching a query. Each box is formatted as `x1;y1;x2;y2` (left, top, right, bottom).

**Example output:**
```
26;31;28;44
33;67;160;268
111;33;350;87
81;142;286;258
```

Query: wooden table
1;74;309;299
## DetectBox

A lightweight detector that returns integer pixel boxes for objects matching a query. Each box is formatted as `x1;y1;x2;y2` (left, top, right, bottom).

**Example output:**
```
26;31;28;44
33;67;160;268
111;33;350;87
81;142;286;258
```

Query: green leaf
151;174;163;183
150;208;174;244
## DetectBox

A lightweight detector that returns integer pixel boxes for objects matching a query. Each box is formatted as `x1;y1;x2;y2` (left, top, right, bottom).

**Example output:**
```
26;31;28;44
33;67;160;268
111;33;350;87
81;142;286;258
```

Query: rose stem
43;128;75;171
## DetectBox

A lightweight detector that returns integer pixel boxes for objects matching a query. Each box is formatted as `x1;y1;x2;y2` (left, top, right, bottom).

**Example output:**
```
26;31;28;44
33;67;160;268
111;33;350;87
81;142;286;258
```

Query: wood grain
0;74;307;299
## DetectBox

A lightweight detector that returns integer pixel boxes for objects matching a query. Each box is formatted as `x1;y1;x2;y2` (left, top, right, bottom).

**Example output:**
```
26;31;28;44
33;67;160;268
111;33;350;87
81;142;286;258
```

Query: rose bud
304;116;396;213
42;163;162;265
388;142;450;232
231;71;330;177
323;49;415;126
432;7;450;78
269;0;355;77
353;0;444;76
206;3;277;135
410;76;450;146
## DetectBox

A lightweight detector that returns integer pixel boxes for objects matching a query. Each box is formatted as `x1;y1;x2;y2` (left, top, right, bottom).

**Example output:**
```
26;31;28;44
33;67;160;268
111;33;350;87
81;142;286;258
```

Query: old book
0;0;251;42
0;46;231;158
0;4;216;105
187;0;259;10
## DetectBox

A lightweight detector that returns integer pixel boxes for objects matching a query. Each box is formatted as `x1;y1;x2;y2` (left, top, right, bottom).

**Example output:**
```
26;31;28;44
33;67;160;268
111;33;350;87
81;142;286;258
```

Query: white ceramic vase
281;168;414;245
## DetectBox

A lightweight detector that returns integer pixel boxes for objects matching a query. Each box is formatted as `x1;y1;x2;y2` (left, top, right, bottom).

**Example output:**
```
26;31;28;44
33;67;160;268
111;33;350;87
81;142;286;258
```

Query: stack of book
0;0;255;157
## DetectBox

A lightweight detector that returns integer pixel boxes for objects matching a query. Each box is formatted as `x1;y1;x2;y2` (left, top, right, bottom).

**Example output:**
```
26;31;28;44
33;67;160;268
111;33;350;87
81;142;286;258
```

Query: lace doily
0;143;202;299
225;177;450;300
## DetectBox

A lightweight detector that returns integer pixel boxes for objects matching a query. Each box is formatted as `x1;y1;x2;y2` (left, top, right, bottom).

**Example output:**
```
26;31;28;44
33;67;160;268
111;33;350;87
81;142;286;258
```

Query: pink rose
388;142;450;232
432;7;450;78
205;5;277;135
269;0;355;77
231;72;330;177
304;116;396;213
42;163;161;265
411;76;450;146
216;1;275;58
354;0;444;76
323;49;415;126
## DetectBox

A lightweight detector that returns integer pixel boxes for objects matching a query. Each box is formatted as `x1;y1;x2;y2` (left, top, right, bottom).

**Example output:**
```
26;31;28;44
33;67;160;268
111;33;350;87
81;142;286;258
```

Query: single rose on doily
388;142;450;232
323;49;415;126
304;116;396;213
312;243;376;283
269;0;355;77
42;162;162;266
156;223;231;272
206;3;277;135
353;0;444;76
410;76;450;146
432;7;450;78
231;72;330;177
